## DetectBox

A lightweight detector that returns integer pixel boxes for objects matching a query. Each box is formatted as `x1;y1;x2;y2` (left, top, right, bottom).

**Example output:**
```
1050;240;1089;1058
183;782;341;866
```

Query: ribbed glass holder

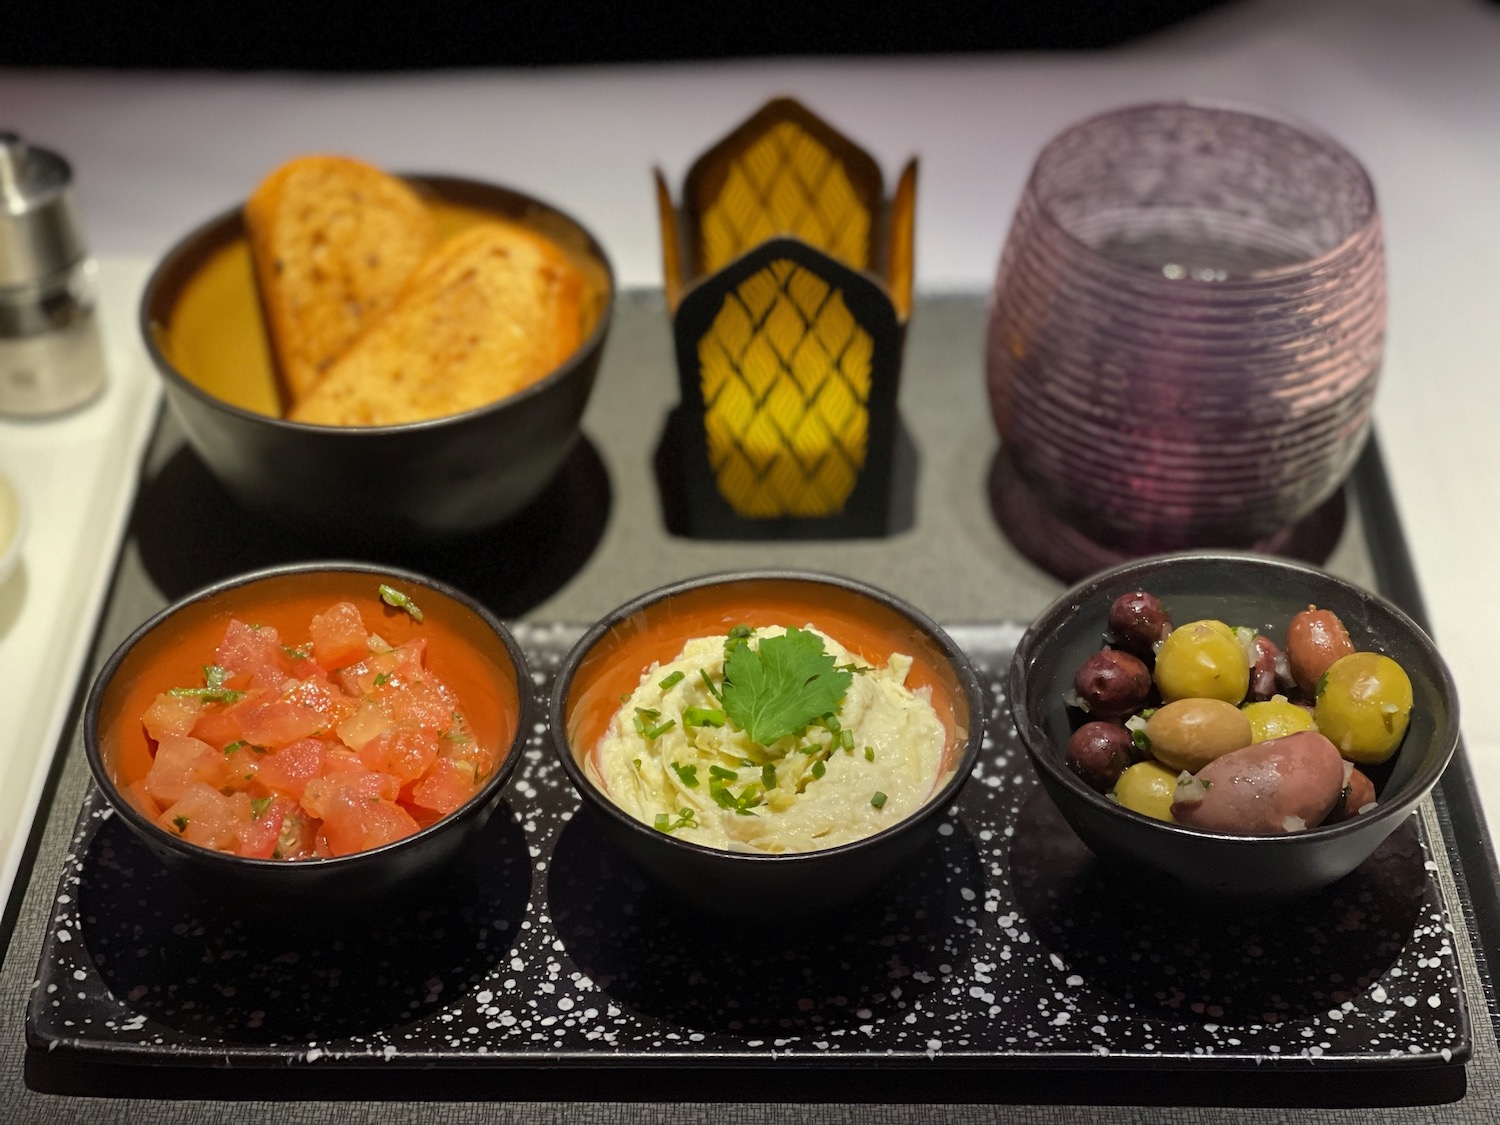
986;102;1385;556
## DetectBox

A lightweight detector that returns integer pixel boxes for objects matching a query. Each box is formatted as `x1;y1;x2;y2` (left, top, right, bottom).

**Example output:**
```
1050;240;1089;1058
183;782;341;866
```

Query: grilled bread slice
288;221;587;427
245;155;437;406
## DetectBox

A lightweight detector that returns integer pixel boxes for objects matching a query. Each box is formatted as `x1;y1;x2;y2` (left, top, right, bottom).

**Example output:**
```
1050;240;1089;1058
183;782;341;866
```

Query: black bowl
1008;551;1460;901
140;174;614;543
83;562;533;906
548;571;986;919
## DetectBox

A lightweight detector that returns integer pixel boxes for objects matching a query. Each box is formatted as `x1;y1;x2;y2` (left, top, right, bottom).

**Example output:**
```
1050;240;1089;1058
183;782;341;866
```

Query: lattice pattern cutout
699;122;872;276
698;259;873;518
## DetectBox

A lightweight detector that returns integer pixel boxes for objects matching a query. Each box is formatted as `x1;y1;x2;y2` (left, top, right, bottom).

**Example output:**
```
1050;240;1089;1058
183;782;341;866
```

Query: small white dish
0;471;26;588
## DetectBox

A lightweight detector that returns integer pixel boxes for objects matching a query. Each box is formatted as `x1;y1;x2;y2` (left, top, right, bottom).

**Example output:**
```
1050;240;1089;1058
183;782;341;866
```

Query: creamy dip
586;626;948;853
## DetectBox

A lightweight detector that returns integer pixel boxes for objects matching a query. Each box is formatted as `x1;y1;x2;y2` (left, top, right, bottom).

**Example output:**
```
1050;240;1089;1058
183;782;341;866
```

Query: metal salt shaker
0;132;107;417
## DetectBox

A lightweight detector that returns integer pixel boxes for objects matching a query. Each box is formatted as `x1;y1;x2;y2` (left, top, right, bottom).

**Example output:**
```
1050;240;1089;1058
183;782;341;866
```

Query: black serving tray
25;623;1471;1071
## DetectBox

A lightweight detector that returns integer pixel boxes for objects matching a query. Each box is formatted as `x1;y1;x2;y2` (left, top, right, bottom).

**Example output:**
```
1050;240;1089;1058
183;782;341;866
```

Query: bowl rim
547;568;988;868
0;470;26;589
137;171;617;436
1021;98;1381;288
1008;549;1461;848
83;560;535;872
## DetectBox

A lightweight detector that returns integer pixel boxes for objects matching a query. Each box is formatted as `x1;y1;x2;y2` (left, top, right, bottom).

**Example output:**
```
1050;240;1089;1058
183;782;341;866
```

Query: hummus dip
586;625;948;853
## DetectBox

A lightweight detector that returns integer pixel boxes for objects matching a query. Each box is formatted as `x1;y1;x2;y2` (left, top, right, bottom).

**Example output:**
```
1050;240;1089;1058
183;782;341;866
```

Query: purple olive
1067;722;1136;792
1108;591;1172;658
1073;648;1152;720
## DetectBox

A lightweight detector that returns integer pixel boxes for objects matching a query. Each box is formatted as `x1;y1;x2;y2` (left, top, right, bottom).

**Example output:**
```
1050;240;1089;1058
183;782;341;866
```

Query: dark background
3;1;1238;69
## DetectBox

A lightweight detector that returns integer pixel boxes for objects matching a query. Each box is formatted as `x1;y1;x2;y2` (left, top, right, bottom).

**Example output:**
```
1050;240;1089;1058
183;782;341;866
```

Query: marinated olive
1153;620;1250;705
1241;695;1316;743
1067;721;1135;792
1246;634;1288;702
1073;648;1152;720
1314;651;1413;764
1171;730;1345;834
1143;697;1253;772
1108;591;1172;658
1325;765;1378;823
1286;605;1355;698
1112;760;1178;822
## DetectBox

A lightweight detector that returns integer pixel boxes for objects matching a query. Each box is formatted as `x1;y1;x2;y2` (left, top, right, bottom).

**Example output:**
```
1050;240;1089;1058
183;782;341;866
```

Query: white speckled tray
24;624;1470;1071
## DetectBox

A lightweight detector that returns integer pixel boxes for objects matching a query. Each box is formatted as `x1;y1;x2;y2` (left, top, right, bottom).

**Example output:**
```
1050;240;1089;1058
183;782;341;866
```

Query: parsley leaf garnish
720;627;852;748
378;583;424;623
169;663;245;704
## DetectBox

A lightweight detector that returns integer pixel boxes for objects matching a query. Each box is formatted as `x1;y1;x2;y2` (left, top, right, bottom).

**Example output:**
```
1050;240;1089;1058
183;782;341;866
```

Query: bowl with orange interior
83;562;532;903
549;571;986;918
140;155;614;542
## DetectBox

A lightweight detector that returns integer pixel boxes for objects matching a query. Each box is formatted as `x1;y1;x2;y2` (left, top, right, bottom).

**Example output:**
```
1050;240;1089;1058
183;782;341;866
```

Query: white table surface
3;0;1498;837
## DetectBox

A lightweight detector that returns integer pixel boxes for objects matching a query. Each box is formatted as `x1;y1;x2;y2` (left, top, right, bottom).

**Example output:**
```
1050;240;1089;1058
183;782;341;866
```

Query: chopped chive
871;791;888;809
374;671;391;687
724;624;753;655
654;812;669;832
658;670;685;691
282;643;311;660
632;758;642;770
711;786;738;810
378;584;424;622
699;669;723;702
251;796;273;818
671;762;700;787
171;816;189;832
865;746;875;761
811;760;826;780
708;765;738;782
1131;729;1151;754
839;730;854;751
822;713;842;736
683;706;725;728
761;763;777;790
643;720;676;740
223;741;246;756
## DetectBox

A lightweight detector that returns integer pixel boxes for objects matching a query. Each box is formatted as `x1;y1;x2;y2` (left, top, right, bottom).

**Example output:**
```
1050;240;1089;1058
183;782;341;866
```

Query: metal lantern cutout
655;98;917;538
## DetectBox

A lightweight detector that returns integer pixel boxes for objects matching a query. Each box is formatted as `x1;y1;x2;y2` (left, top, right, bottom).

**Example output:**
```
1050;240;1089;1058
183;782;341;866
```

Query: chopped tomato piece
214;619;289;680
144;734;234;805
254;738;325;800
410;757;478;816
236;794;294;858
304;772;420;856
190;701;246;750
160;783;251;851
388;678;461;734
142;693;203;742
122;779;162;819
338;639;427;697
359;728;439;783
309;602;369;671
336;700;392;753
236;675;354;748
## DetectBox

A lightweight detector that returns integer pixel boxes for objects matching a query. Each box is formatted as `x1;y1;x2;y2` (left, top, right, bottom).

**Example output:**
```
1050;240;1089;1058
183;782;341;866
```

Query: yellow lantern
656;97;916;537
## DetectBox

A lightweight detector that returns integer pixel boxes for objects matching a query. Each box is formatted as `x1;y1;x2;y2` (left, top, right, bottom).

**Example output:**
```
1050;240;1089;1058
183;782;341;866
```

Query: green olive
1154;620;1250;705
1112;761;1178;821
1314;652;1413;764
1143;697;1253;772
1242;696;1317;743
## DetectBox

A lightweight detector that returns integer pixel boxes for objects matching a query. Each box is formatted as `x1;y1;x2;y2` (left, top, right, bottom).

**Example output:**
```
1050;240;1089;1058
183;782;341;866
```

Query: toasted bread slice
244;155;437;406
288;221;587;427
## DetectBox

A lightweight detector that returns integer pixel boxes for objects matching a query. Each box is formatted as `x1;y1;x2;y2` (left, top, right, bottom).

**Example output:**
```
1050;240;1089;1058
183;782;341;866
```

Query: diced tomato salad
131;601;495;859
